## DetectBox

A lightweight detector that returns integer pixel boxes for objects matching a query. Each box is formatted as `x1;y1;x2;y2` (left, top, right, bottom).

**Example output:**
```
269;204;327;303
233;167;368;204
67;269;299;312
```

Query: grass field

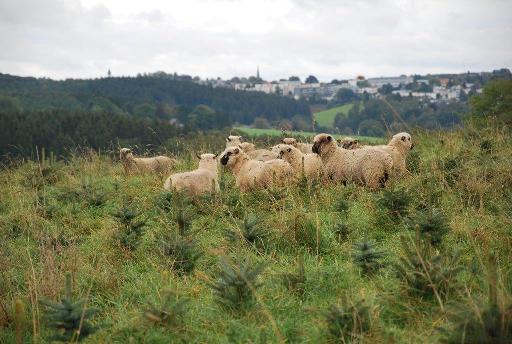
1;126;512;343
235;127;383;144
313;103;354;129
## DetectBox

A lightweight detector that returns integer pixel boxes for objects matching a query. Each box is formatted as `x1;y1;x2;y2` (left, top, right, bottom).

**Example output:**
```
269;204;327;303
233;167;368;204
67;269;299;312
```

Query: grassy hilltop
1;124;511;343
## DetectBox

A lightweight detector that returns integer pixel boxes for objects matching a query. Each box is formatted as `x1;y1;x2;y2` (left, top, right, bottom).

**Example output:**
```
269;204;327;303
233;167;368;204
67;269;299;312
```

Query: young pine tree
352;237;385;275
208;256;267;311
40;273;98;342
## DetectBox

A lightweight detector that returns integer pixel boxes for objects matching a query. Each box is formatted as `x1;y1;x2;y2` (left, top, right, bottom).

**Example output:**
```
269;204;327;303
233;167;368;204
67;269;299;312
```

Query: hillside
314;103;354;129
1;125;511;343
0;73;311;125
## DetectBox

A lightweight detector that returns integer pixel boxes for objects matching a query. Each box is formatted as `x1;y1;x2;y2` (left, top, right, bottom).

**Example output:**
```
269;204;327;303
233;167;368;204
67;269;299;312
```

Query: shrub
395;235;462;301
440;256;512;343
377;188;411;219
406;208;450;247
352;237;385;275
160;234;202;275
225;213;268;248
208;256;266;311
324;298;372;342
113;205;147;250
333;222;350;243
40;273;98;342
143;289;188;328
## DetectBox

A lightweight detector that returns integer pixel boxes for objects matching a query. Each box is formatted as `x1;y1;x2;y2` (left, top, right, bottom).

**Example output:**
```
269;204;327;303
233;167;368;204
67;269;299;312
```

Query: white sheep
282;137;314;154
163;153;219;196
338;137;362;150
238;142;278;161
119;148;175;175
312;133;393;190
225;135;243;147
247;149;278;162
277;144;324;182
238;142;256;152
219;146;294;192
365;132;413;177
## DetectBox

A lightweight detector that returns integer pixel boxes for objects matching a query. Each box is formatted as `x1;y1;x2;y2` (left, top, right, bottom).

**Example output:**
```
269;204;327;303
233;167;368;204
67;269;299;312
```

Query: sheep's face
339;137;360;150
198;153;218;168
226;135;243;147
282;138;297;146
277;145;296;160
220;147;241;167
391;132;413;151
312;134;336;156
119;148;133;160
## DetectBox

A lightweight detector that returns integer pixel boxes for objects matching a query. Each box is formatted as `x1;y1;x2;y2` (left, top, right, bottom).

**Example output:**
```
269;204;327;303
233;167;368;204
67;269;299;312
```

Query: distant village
143;68;512;104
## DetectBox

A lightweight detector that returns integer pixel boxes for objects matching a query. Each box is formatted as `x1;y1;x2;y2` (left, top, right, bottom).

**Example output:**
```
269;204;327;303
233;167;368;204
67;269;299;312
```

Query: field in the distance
235;126;383;144
1;127;511;343
313;103;354;128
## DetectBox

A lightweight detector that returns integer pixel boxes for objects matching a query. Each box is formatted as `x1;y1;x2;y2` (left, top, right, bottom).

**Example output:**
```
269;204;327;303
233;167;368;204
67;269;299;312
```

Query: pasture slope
235;127;383;144
314;103;354;129
1;125;511;343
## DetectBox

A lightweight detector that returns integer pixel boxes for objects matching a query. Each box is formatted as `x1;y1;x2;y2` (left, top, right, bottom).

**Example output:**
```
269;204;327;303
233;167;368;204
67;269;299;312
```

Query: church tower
256;66;260;80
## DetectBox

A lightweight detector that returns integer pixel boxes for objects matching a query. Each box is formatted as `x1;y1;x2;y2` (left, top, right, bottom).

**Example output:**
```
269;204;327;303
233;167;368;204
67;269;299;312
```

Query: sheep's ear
401;136;406;141
327;136;332;142
226;138;231;142
287;147;291;152
234;148;239;154
195;153;201;159
213;153;219;158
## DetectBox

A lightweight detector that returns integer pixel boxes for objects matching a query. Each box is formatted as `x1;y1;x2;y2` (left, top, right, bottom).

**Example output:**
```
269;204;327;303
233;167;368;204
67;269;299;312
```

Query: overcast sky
1;0;511;81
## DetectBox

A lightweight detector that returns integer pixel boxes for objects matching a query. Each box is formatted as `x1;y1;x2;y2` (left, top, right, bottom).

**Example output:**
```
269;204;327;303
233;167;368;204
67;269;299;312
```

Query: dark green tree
40;273;98;342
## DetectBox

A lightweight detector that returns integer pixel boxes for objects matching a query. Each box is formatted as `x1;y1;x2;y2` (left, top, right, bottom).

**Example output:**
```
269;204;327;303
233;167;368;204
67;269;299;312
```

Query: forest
0;73;311;125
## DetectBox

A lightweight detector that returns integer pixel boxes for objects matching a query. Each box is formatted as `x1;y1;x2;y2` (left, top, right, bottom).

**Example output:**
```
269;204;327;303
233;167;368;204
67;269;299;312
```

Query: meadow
234;127;381;144
0;125;511;343
313;104;354;129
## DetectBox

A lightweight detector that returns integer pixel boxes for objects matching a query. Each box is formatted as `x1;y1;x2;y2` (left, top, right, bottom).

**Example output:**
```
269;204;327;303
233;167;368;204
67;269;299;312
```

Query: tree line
0;73;311;126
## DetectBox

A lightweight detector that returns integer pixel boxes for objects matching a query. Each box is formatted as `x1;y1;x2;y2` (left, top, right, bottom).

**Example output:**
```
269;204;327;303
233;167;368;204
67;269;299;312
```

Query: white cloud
0;0;510;81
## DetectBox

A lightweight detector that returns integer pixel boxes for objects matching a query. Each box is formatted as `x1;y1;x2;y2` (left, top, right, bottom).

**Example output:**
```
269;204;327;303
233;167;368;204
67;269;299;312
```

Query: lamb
119;148;175;175
365;132;413;176
338;137;362;150
277;145;324;182
163;153;219;196
225;135;243;147
282;137;314;154
219;146;294;192
312;133;393;190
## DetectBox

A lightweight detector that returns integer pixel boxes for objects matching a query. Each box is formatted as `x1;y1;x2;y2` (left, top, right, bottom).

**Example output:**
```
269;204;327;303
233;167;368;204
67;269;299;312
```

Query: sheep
282;137;314;154
119;148;175;175
247;149;278;162
365;132;413;176
239;142;256;152
163;153;219;196
338;137;362;150
277;144;324;182
225;135;243;147
312;133;393;190
219;146;294;192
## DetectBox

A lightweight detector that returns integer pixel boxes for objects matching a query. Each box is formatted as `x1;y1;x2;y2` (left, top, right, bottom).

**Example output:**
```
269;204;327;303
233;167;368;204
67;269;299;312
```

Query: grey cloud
0;0;510;80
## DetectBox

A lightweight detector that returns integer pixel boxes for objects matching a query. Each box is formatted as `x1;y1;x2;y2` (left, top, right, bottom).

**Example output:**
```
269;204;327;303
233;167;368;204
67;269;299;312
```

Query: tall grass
0;124;511;342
